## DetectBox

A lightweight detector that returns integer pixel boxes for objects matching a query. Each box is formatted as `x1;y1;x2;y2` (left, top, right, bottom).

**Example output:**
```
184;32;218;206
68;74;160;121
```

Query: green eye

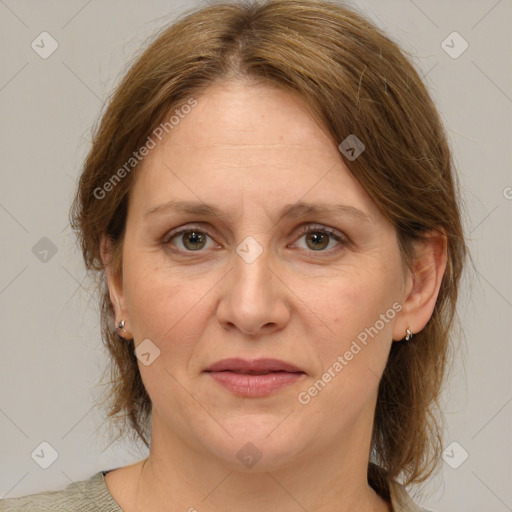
163;224;346;255
294;226;346;253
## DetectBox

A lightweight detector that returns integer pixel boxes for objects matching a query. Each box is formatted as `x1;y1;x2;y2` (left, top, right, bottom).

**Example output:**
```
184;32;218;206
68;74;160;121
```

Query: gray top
0;470;430;511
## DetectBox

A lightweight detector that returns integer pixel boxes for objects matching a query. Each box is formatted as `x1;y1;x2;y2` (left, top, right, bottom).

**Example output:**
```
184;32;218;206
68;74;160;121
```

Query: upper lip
204;358;305;374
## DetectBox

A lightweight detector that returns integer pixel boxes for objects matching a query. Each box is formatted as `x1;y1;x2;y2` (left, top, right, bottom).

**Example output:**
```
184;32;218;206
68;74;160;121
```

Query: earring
405;328;413;341
117;320;126;331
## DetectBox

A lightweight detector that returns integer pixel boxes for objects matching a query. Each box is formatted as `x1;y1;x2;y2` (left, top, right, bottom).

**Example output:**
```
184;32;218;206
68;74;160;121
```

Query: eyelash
162;224;347;256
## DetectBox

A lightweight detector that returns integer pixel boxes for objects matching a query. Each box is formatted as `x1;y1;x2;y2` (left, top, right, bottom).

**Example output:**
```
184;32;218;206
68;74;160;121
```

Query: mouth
203;358;306;397
204;357;305;374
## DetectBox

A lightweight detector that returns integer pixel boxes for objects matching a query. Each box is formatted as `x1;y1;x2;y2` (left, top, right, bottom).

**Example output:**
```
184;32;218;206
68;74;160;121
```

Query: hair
70;0;468;496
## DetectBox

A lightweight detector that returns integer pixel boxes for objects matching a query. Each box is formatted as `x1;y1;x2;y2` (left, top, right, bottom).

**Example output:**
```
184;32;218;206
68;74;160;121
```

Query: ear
392;228;448;341
100;234;132;339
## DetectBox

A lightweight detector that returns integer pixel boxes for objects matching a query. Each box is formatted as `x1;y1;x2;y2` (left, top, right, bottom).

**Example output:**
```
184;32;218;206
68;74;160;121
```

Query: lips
204;358;305;374
204;358;306;397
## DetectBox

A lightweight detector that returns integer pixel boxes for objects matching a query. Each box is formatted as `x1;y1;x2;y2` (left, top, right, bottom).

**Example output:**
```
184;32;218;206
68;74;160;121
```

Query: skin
102;80;447;512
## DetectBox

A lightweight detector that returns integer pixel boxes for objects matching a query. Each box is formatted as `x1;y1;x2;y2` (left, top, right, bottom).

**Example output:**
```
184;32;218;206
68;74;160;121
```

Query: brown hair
70;0;468;492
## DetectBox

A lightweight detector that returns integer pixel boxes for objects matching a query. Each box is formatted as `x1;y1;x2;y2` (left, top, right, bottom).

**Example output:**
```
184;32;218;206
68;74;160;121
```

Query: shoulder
389;480;434;512
0;471;122;512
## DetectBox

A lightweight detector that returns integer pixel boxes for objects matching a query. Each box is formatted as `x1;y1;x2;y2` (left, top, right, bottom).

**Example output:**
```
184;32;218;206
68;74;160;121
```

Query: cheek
305;263;399;373
293;273;398;425
122;252;210;351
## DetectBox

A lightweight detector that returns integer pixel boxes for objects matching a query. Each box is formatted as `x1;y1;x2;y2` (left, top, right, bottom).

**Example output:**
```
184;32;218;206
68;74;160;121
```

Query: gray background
0;1;511;510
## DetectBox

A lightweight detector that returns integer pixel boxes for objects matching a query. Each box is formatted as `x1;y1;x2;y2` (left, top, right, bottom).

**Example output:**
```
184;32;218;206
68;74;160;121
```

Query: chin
200;417;312;472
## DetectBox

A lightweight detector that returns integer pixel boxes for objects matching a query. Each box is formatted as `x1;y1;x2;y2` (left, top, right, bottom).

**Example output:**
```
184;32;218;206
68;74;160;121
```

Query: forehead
142;81;337;168
176;82;329;146
129;81;380;222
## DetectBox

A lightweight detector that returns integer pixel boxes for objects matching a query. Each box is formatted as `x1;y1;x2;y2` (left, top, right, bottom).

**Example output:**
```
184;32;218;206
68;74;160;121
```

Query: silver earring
117;320;125;331
405;328;413;341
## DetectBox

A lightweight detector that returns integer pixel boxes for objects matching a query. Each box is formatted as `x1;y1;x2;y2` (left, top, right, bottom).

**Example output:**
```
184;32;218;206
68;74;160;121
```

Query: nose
215;242;291;336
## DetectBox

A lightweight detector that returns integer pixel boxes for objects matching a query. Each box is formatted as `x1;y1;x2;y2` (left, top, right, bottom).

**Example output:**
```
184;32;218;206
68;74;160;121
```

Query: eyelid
295;223;346;239
162;223;217;244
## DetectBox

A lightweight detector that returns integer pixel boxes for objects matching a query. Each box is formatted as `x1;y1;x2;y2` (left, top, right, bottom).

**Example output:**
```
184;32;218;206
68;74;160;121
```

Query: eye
163;225;219;252
163;224;347;255
292;225;347;253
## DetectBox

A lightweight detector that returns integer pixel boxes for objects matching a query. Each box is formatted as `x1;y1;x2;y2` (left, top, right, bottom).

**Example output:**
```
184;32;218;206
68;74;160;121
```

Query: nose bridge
232;234;273;300
217;232;288;334
229;199;274;282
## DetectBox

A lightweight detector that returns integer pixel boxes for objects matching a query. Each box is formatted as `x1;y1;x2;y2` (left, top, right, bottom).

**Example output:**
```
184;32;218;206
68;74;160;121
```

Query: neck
134;411;391;512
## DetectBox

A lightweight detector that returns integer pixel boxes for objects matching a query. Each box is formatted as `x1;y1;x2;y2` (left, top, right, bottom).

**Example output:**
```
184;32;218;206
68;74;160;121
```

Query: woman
1;0;467;510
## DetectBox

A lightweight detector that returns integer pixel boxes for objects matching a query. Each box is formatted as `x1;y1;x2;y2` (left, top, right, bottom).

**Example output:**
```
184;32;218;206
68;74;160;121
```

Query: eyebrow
143;200;370;224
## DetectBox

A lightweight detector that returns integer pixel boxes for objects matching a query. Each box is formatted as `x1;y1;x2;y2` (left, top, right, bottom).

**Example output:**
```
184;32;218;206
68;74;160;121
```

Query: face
108;81;412;471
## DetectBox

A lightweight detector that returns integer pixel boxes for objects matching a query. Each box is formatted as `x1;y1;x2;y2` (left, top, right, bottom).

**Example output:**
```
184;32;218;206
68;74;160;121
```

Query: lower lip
206;371;305;397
